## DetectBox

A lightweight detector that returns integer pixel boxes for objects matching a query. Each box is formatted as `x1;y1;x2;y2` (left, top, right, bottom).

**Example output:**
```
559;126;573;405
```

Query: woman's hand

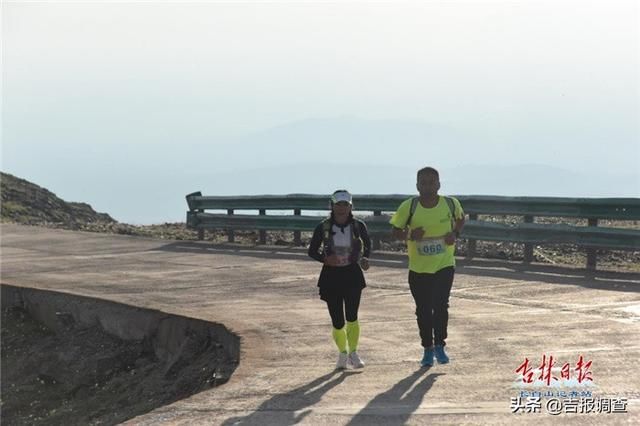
360;257;370;271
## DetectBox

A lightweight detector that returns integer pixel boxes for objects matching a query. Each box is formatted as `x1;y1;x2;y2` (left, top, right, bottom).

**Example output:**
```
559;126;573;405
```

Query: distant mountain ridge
1;172;115;226
220;116;466;172
189;163;639;198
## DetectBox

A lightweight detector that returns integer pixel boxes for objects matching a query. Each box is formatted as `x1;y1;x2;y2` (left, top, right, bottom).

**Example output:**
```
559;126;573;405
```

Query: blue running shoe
421;347;434;367
434;345;449;364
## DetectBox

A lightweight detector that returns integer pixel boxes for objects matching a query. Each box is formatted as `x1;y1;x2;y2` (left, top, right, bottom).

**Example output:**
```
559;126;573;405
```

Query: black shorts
317;263;366;301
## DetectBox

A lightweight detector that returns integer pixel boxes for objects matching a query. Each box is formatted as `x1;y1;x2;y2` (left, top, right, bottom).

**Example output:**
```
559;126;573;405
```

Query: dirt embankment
1;287;238;426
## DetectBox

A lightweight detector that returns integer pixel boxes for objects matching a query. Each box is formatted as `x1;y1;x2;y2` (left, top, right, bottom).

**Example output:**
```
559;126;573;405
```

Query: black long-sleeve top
307;218;371;264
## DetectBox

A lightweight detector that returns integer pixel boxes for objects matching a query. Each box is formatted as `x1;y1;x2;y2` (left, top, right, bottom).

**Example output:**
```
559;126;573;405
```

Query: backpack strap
405;196;420;228
350;219;363;263
324;218;360;238
322;218;332;251
351;219;361;240
444;196;457;231
405;196;457;230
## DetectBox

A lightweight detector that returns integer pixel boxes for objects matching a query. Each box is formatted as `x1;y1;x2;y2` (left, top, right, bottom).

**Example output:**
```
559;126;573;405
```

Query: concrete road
1;224;639;425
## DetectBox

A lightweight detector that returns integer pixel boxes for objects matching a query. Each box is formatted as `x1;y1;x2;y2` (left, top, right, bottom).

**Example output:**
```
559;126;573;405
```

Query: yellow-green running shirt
390;196;464;274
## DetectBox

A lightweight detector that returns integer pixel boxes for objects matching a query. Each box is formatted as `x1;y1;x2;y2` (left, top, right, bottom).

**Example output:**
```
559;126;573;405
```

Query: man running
390;167;465;367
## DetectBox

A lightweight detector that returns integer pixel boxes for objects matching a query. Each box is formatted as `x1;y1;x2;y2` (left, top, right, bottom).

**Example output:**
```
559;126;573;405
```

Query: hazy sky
2;0;639;223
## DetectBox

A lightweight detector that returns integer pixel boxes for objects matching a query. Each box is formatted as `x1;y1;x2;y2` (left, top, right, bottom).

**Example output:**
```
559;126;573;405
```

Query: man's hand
409;227;425;241
324;254;341;267
444;231;456;246
391;227;407;241
360;257;370;271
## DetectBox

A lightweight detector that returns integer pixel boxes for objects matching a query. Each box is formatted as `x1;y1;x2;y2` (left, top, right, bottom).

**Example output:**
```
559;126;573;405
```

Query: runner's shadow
221;370;352;426
346;368;445;426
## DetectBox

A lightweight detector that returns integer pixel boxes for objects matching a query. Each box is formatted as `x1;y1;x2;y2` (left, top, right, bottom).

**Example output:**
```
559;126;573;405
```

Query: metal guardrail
185;192;640;270
187;193;640;220
187;213;640;250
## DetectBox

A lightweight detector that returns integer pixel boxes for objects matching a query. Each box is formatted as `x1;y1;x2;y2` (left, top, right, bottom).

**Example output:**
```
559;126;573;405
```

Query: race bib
416;238;446;256
333;246;351;266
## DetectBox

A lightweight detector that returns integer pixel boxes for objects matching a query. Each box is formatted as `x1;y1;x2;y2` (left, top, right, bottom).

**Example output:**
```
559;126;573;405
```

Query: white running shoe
336;352;348;370
348;351;365;369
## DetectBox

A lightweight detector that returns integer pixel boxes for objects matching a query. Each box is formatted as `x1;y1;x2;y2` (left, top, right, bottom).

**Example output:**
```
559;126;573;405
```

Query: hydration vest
321;218;363;263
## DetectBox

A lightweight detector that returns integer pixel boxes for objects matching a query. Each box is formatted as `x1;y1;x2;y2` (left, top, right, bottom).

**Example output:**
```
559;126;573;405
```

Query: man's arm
452;198;466;235
389;199;416;240
444;216;466;245
392;226;426;241
391;226;408;241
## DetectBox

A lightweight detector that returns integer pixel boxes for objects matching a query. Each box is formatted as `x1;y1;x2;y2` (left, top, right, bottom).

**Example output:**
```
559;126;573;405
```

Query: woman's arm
307;223;325;263
359;221;372;259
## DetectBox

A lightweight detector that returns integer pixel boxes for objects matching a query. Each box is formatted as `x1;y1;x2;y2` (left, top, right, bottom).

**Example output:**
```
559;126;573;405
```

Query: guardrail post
259;209;267;244
227;209;234;242
586;218;598;270
467;214;478;258
196;209;205;240
523;215;534;263
293;209;301;245
373;211;381;251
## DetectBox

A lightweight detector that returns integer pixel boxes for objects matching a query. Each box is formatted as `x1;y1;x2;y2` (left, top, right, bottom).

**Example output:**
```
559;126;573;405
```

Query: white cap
331;190;352;204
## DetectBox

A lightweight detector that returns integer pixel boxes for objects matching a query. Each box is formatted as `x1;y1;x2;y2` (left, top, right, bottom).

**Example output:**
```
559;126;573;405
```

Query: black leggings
325;287;362;329
408;266;454;348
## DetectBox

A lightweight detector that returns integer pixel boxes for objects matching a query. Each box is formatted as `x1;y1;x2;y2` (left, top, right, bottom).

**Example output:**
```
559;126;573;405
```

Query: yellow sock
346;320;360;353
332;327;347;353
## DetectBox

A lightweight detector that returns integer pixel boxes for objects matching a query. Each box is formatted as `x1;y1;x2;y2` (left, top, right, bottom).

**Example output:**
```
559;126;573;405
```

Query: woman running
308;189;371;369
